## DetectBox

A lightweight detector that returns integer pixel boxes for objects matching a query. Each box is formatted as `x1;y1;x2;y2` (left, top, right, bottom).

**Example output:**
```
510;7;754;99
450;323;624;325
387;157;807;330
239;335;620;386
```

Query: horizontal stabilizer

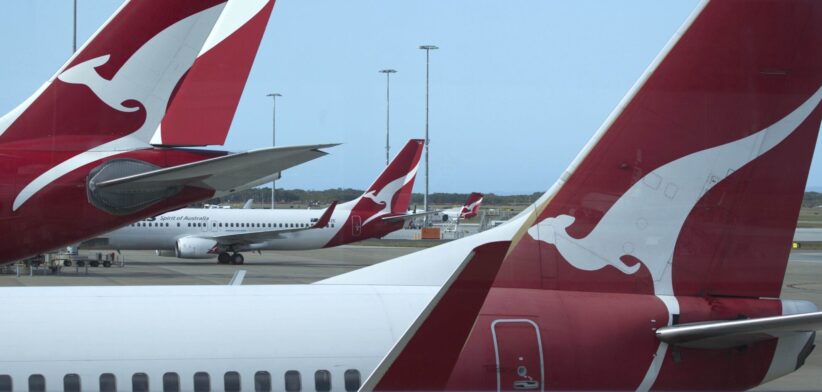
656;311;822;349
93;144;336;194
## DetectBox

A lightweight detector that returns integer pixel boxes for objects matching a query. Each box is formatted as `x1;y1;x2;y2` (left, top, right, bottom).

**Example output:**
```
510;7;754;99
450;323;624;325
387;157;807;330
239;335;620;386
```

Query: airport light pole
419;45;438;225
379;69;397;166
73;0;77;53
267;93;282;209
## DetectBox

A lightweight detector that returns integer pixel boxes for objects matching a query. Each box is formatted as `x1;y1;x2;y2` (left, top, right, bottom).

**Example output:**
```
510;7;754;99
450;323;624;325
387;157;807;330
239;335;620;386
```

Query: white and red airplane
0;0;334;265
428;192;484;223
84;140;425;264
2;1;822;391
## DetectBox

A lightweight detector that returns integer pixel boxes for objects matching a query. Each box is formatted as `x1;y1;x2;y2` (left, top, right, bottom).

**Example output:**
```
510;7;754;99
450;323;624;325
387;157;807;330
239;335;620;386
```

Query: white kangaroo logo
361;163;419;226
12;4;225;211
461;198;482;216
58;55;142;113
528;86;822;294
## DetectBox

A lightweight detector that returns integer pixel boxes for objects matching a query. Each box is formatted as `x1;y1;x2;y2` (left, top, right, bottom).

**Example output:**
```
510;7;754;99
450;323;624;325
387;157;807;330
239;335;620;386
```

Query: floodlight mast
419;45;438;225
379;69;397;165
266;93;282;209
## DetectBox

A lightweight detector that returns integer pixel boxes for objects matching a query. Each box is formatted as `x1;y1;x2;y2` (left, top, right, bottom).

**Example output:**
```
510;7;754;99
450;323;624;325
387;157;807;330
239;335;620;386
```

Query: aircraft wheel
63;260;72;267
232;253;244;265
218;252;231;264
90;260;100;267
103;260;111;268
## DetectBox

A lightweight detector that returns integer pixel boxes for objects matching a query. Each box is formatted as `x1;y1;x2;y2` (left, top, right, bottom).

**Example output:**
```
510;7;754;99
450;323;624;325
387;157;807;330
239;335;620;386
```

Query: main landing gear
217;252;244;265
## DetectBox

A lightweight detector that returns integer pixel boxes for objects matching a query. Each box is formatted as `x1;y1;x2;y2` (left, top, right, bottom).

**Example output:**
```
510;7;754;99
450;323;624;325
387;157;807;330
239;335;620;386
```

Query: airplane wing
91;144;336;195
656;311;822;349
380;210;442;222
212;201;338;245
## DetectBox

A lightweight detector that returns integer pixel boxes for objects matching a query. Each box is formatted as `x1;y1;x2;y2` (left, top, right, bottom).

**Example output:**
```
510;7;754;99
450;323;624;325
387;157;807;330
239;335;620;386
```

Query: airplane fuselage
0;284;810;391
89;202;404;255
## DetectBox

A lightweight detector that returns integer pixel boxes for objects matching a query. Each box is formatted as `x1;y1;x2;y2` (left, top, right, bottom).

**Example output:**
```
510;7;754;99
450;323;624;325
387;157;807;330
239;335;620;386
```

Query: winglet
312;201;338;229
363;241;511;391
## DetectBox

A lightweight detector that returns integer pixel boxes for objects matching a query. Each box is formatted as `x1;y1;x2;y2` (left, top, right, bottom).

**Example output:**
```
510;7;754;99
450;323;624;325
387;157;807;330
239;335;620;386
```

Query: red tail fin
460;192;484;219
0;0;227;149
153;0;276;146
348;139;424;215
323;140;423;247
500;0;822;298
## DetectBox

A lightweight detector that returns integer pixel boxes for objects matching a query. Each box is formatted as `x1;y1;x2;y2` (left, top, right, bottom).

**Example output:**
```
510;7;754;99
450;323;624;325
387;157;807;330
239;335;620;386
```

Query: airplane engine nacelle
175;237;218;259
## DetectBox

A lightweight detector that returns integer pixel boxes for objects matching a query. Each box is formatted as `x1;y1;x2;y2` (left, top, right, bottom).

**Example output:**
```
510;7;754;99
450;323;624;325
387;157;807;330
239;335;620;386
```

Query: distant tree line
804;192;822;208
196;187;543;207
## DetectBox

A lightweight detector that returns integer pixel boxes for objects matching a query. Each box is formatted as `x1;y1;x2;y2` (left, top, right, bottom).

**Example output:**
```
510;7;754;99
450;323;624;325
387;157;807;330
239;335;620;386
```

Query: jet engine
174;237;218;259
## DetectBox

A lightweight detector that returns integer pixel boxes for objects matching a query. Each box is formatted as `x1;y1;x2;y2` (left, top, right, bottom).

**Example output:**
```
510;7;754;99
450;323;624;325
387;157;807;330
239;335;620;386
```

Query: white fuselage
0;224;506;392
92;202;359;252
0;284;435;392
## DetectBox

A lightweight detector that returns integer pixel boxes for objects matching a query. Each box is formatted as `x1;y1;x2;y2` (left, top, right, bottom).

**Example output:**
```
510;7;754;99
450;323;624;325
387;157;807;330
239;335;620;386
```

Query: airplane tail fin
497;0;822;298
151;0;276;146
345;139;424;215
0;1;229;148
459;192;484;219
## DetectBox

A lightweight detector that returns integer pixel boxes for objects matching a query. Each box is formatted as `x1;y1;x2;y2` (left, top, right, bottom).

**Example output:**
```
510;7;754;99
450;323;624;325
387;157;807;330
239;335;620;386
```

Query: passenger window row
0;369;361;392
127;221;336;229
130;222;171;228
221;222;316;229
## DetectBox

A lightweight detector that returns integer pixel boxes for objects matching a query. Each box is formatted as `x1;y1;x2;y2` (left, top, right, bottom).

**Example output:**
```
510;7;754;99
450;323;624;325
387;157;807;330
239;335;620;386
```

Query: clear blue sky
3;1;821;194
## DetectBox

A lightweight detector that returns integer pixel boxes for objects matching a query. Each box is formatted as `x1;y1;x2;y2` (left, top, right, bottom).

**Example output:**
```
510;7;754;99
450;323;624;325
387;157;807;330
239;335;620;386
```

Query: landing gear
217;252;231;264
231;253;245;265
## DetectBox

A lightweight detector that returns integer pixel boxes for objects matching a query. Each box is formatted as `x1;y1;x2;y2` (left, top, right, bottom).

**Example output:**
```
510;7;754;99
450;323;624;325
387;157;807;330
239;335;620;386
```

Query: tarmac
0;245;819;390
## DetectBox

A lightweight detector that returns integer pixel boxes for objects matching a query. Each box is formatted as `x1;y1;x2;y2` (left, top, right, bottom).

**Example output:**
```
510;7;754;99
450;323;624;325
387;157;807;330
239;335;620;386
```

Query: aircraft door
210;221;221;232
352;215;362;237
492;319;544;392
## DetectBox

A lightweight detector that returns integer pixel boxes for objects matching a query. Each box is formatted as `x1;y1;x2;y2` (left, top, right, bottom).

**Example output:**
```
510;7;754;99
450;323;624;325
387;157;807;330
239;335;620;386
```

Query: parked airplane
429;192;484;223
0;0;332;265
1;1;822;391
85;140;425;264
